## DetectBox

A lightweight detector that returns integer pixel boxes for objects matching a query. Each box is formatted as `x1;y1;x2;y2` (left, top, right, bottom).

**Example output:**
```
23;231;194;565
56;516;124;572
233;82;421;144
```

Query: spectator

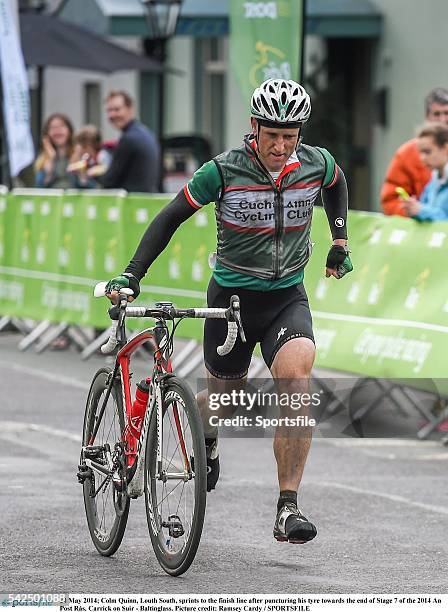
34;113;75;188
402;122;448;221
381;87;448;216
97;90;160;193
67;124;111;188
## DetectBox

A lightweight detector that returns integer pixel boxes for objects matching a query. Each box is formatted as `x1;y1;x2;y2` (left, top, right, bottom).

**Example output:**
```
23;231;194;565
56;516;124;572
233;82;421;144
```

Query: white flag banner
0;0;34;176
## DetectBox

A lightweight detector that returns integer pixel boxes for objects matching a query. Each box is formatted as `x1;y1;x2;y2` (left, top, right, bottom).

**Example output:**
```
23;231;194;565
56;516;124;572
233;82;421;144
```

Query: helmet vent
286;100;295;117
261;95;272;115
297;99;305;113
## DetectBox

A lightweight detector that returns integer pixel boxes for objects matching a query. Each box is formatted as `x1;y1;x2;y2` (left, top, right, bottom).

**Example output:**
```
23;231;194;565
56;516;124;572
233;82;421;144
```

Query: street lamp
140;0;182;191
141;0;182;41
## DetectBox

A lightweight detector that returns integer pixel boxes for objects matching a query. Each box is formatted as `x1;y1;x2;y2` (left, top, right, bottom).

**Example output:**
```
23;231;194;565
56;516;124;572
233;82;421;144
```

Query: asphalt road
0;331;447;594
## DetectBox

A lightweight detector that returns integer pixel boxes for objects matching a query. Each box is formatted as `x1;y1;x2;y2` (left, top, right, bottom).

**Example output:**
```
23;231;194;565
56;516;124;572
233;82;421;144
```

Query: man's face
427;102;448;126
251;118;300;172
106;95;134;131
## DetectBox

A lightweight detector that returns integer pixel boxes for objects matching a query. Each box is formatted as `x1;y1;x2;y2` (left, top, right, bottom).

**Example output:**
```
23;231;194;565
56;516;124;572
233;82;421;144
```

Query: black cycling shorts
203;277;315;379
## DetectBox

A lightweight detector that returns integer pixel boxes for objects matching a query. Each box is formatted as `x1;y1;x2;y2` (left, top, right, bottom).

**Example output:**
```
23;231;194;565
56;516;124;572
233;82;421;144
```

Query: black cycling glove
105;273;141;298
326;245;353;279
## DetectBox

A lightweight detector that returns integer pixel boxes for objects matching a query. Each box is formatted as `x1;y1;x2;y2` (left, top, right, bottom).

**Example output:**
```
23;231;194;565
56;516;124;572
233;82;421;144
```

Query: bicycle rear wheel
81;367;130;556
144;376;207;576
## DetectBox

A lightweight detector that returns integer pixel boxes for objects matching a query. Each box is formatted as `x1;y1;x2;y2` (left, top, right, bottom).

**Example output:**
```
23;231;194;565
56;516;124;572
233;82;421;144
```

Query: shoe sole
273;529;317;544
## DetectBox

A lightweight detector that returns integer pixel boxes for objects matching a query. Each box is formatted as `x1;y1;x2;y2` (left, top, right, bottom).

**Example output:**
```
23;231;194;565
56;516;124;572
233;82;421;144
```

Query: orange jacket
380;138;431;216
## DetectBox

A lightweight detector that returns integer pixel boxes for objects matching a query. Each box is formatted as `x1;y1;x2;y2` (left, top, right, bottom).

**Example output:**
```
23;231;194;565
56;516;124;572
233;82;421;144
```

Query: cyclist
106;78;352;545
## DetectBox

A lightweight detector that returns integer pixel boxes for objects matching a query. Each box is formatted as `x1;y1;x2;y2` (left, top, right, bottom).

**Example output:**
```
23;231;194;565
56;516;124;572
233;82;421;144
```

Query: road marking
0;360;89;390
313;481;448;517
414;453;448;460
313;437;440;448
1;421;81;443
8;485;24;489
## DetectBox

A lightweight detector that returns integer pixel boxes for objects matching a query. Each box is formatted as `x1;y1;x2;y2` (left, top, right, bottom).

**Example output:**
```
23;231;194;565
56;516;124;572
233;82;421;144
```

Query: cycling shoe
273;502;317;544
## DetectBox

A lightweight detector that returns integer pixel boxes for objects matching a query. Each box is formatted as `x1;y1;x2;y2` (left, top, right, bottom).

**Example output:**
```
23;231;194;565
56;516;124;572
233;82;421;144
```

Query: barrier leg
311;373;350;418
81;329;111;360
0;316;13;331
176;347;204;378
0;316;33;334
171;339;198;370
34;322;70;353
417;405;448;439
18;320;52;351
66;325;93;351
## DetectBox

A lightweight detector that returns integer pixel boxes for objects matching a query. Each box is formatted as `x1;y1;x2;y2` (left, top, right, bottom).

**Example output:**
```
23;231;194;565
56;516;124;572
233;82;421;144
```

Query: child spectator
67;124;111;188
402;122;448;221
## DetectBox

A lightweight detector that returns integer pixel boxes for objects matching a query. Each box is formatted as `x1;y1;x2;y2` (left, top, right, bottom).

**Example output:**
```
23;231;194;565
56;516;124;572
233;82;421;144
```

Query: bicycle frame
84;320;192;499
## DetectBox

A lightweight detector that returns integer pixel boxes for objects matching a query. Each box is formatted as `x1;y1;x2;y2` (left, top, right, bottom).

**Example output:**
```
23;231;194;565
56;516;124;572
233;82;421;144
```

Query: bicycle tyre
82;367;130;556
144;376;207;576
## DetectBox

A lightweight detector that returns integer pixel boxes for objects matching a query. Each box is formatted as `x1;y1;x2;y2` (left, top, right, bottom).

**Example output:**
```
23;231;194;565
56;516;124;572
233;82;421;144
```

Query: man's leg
196;372;247;491
270;337;317;543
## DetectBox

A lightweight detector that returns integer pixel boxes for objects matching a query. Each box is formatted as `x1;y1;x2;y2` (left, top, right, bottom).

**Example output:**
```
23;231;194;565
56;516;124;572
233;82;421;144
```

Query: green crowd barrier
0;189;214;340
1;188;448;382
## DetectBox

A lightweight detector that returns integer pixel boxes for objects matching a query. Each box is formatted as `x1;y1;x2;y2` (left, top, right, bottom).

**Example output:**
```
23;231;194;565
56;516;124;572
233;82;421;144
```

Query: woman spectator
34;113;75;188
403;122;448;221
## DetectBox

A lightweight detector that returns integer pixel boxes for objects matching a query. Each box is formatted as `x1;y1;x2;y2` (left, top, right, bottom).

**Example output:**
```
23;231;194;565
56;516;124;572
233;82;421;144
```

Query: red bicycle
77;284;245;576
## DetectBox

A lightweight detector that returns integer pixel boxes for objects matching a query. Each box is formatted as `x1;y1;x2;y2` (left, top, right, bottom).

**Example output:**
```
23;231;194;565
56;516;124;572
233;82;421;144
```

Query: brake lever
230;295;246;343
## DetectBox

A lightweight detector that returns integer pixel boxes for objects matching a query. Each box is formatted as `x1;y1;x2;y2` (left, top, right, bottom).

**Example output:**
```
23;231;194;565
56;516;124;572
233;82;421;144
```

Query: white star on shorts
277;327;287;341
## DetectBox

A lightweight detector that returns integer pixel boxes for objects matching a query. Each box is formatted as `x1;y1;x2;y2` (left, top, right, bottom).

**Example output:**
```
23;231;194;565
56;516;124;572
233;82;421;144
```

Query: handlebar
94;283;246;356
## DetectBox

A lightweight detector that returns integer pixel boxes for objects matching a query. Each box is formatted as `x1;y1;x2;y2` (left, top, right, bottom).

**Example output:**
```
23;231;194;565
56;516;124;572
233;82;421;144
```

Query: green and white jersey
183;136;337;290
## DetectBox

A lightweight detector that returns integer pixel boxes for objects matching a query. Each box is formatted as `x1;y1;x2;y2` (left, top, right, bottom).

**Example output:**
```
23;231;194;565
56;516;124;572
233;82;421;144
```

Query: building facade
36;0;448;211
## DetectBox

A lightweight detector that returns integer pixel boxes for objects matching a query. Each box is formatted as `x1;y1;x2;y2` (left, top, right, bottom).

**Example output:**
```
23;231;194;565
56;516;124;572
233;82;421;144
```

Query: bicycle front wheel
81;367;130;556
144;376;207;576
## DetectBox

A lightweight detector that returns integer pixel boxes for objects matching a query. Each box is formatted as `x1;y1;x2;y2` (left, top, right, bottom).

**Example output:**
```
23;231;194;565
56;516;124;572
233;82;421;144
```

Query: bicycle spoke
82;368;129;556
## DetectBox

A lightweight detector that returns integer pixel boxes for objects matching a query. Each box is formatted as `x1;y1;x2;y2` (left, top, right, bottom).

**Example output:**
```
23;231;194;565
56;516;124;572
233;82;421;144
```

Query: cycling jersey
125;136;347;293
184;135;338;286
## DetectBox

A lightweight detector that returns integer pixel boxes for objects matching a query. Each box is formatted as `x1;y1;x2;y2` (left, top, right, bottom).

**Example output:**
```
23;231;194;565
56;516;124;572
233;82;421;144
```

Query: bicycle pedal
77;464;92;484
162;515;184;538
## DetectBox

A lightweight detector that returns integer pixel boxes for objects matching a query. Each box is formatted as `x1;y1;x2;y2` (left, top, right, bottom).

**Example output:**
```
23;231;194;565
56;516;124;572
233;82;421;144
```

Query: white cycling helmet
251;79;311;127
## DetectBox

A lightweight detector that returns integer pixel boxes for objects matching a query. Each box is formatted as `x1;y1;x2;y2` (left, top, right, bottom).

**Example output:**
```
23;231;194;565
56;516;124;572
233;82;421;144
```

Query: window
194;38;226;155
84;82;101;128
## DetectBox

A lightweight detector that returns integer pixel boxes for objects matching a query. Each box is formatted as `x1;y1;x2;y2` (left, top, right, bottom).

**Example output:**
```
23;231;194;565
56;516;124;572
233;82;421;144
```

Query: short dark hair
425;87;448;114
106;89;134;108
416;121;448;147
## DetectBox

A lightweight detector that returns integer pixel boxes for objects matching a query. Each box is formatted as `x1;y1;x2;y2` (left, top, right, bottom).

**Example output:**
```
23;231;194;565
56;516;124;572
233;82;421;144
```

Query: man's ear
296;126;302;148
250;117;258;136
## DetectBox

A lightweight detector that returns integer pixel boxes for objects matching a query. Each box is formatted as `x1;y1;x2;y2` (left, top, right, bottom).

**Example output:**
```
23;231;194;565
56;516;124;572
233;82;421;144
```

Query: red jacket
380;138;431;216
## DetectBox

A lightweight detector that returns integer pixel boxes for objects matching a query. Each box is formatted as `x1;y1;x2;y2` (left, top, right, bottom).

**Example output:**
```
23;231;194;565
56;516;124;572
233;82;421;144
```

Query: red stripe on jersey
222;220;275;235
326;164;339;188
183;185;201;209
275;161;301;185
287;180;322;190
224;184;272;193
284;223;308;233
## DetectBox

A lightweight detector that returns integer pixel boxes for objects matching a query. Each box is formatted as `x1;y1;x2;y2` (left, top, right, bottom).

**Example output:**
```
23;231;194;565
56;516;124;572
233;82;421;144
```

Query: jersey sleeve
183;160;223;209
317;147;338;188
